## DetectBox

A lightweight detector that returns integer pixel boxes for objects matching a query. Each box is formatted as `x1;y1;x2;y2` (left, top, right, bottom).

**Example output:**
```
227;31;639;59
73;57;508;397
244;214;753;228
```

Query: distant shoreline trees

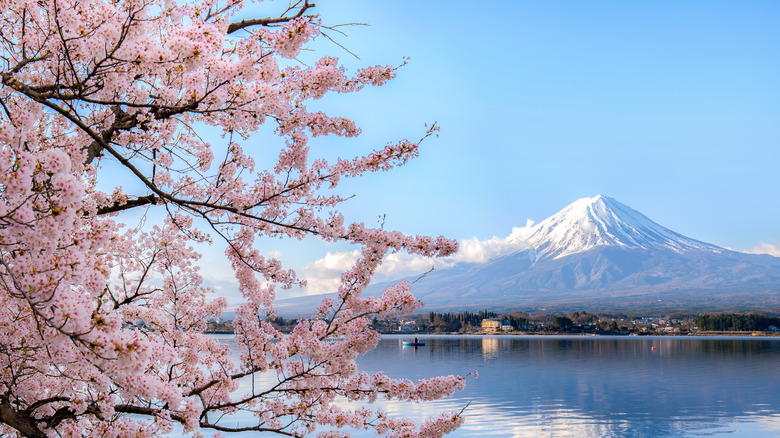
206;311;780;336
696;314;780;332
362;311;780;336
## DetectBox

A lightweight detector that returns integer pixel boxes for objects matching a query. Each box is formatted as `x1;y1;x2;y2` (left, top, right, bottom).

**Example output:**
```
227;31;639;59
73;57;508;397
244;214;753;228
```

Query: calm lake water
200;334;780;437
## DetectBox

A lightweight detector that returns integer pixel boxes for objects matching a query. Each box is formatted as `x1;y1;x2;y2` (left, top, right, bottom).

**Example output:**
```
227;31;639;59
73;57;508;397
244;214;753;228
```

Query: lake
200;334;780;437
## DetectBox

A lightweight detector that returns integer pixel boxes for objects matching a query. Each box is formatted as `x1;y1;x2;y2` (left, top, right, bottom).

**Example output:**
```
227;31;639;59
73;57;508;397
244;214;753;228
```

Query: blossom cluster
0;0;465;436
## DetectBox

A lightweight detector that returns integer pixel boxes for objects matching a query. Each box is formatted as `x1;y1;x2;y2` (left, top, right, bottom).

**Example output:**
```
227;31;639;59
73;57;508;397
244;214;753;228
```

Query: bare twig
412;266;436;284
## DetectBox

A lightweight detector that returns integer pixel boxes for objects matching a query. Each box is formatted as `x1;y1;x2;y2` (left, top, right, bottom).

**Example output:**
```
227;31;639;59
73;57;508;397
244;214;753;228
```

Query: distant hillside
275;196;780;315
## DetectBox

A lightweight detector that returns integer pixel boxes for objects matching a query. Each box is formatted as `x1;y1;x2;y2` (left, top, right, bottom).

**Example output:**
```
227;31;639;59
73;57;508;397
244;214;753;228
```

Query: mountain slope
277;196;780;315
519;195;721;261
395;196;780;312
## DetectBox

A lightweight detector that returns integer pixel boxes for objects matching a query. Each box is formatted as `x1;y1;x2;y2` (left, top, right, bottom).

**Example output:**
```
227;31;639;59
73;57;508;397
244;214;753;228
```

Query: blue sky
294;1;780;246
179;1;780;299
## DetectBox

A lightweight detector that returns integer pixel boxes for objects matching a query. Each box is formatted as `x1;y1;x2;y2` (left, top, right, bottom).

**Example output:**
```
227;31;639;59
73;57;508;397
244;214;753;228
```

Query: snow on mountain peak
518;195;720;261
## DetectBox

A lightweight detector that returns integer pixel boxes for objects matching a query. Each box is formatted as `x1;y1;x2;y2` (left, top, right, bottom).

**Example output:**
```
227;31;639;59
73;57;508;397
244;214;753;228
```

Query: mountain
277;196;780;315
518;195;721;261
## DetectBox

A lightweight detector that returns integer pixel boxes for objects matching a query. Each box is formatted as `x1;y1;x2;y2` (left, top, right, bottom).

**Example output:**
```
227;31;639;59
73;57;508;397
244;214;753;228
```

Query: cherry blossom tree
0;0;468;436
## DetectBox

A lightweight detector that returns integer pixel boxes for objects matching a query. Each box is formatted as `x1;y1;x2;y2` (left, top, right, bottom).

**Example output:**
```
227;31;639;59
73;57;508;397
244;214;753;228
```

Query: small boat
402;341;425;346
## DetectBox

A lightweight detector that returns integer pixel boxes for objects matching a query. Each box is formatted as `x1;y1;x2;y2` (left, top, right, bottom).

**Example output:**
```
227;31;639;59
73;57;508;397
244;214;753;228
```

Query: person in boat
414;337;418;344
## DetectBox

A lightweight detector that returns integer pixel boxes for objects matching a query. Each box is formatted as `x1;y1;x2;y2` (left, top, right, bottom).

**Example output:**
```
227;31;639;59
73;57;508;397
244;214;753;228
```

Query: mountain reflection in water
202;334;780;437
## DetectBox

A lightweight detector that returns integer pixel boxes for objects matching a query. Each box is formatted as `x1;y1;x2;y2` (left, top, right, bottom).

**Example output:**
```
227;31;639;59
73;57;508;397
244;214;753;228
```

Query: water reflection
356;335;780;437
197;335;780;437
481;337;499;359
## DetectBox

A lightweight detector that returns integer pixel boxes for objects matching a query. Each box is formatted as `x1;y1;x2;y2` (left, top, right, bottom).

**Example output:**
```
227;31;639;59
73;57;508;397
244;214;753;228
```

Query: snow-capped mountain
278;196;780;315
518;195;721;261
385;196;780;312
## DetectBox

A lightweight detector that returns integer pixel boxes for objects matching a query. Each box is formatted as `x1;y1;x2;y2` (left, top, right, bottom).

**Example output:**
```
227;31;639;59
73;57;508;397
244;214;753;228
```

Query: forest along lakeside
206;311;780;336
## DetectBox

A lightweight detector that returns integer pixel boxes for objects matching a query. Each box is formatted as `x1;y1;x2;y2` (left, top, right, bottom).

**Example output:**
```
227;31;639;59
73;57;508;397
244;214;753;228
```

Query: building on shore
481;319;501;332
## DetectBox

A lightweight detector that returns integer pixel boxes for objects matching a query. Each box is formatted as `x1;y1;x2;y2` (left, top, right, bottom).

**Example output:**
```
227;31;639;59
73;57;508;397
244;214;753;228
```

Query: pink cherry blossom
0;0;465;436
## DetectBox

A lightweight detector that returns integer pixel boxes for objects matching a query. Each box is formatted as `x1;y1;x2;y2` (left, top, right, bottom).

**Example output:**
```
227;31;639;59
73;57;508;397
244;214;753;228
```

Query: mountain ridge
276;196;780;315
517;195;721;261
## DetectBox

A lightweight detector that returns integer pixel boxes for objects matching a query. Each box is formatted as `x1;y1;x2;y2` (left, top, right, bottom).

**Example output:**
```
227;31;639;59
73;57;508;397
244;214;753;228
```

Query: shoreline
386;331;780;337
205;330;780;337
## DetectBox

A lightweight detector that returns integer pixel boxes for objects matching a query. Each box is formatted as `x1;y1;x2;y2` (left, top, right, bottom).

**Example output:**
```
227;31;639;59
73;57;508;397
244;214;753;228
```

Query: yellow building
481;319;501;332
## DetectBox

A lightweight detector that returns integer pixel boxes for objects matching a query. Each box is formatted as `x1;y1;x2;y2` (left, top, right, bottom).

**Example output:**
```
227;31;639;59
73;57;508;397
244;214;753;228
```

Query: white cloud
747;242;780;257
301;250;360;295
450;219;534;264
300;219;536;295
308;249;361;272
376;252;439;278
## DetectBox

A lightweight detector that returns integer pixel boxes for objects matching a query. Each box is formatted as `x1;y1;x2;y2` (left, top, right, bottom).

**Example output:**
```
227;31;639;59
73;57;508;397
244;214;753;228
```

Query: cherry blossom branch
0;398;46;438
0;1;466;435
227;1;316;34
